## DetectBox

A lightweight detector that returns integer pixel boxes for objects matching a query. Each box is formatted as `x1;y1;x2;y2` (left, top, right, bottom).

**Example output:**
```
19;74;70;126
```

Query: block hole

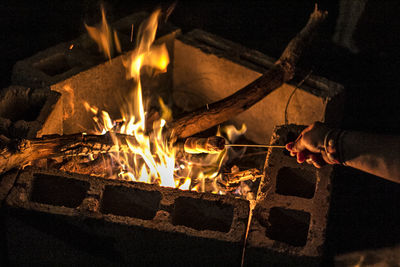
172;197;234;232
265;207;310;247
100;186;161;220
276;167;316;198
30;174;89;208
34;53;78;76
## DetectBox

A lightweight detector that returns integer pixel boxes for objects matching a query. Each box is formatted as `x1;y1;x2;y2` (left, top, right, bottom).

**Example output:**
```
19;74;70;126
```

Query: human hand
285;122;335;168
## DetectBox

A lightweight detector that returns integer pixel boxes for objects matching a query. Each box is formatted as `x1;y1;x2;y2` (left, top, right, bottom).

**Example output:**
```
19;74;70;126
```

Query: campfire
1;5;344;266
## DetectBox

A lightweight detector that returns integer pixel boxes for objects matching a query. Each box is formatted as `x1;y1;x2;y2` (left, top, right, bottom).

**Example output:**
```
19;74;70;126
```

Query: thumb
292;135;307;153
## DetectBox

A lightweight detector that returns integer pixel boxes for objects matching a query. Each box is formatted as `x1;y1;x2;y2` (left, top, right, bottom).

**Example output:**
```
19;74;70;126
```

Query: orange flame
85;6;121;60
84;8;245;194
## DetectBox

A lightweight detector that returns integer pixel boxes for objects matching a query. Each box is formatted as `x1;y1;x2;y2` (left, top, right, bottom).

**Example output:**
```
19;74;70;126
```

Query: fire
83;8;186;189
84;5;121;60
83;8;246;194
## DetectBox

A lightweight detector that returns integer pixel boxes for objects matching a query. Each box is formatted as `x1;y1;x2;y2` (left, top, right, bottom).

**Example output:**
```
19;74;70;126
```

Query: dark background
1;0;399;260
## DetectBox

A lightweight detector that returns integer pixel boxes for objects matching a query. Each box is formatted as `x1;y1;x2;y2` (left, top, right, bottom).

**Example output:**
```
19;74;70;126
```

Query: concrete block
245;124;333;265
11;42;98;89
4;168;249;265
10;13;149;89
46;14;180;135
172;30;344;144
0;86;62;138
11;11;180;93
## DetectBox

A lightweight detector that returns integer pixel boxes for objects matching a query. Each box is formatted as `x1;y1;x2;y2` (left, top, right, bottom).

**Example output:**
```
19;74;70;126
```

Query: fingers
297;150;308;163
291;132;309;153
285;122;331;168
286;141;327;168
306;153;326;168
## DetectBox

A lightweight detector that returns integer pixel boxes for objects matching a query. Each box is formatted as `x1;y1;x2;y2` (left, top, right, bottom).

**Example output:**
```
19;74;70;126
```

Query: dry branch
0;133;227;173
167;6;327;138
0;133;131;174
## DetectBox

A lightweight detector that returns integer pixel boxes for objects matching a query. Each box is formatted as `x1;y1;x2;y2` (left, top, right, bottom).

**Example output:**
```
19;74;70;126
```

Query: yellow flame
223;124;247;142
84;8;244;194
179;178;191;190
85;5;121;60
84;9;175;187
62;85;75;120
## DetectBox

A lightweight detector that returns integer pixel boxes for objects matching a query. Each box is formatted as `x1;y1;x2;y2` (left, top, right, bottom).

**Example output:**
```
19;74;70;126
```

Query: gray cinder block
0;86;61;138
11;42;98;89
245;124;333;266
4;168;249;265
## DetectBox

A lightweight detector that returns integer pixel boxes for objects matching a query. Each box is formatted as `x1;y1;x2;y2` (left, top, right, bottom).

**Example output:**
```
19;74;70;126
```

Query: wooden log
167;6;327;138
0;133;228;173
0;133;132;174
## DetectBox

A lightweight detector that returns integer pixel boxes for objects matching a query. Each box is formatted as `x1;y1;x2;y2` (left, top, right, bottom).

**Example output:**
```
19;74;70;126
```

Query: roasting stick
183;136;286;154
225;144;286;149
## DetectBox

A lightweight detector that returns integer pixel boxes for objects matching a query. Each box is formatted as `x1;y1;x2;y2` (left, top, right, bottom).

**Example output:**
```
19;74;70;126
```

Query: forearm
342;131;400;183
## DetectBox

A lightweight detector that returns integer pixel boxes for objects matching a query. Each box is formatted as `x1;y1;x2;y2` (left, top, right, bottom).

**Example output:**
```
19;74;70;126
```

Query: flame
84;8;177;187
84;8;246;194
62;85;75;120
85;5;121;60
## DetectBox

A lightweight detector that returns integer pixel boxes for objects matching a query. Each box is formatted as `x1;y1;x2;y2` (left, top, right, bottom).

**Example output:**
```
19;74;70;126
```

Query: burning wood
0;133;227;174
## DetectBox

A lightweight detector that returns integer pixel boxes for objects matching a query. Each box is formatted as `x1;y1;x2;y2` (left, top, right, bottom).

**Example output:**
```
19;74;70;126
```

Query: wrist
323;128;346;165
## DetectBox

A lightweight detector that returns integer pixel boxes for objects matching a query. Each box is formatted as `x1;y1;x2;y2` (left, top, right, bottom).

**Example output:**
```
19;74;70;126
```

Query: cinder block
11;11;180;93
42;14;180;135
245;124;333;266
11;42;99;89
4;168;249;265
0;86;62;138
10;13;148;89
172;29;344;144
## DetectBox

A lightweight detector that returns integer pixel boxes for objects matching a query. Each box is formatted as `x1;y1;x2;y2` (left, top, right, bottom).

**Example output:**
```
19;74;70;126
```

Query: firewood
0;133;228;173
167;5;327;138
0;133;131;174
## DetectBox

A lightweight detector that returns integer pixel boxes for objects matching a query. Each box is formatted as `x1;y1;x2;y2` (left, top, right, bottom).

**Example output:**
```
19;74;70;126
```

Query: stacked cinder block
4;168;249;265
245;124;333;266
11;12;180;136
0;85;61;138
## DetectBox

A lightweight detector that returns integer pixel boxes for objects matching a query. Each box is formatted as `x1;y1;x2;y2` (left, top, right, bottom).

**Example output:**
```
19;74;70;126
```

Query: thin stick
225;144;286;148
130;24;134;42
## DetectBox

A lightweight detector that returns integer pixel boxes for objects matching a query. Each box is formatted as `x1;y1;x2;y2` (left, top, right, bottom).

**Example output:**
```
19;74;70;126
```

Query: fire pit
1;6;343;266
